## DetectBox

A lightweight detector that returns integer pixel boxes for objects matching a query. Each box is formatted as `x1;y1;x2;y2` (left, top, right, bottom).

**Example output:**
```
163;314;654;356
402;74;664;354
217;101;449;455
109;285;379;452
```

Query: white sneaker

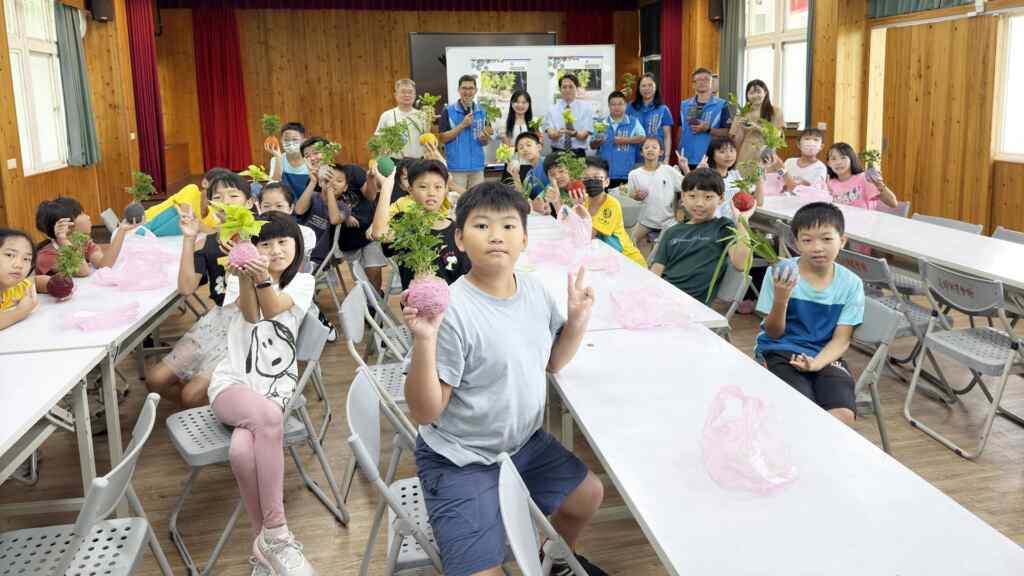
257;529;316;576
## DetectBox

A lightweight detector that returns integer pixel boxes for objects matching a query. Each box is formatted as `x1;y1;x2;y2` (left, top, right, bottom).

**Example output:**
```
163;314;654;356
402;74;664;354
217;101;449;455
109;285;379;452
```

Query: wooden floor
3;273;1024;575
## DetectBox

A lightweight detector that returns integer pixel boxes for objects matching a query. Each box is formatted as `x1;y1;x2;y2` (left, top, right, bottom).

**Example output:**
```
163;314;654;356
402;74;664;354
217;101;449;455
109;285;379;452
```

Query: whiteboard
444;44;617;161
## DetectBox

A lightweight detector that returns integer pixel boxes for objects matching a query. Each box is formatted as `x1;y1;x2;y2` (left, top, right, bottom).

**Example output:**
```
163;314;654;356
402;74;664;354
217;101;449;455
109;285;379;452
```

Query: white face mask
800;142;822;156
282;142;301;154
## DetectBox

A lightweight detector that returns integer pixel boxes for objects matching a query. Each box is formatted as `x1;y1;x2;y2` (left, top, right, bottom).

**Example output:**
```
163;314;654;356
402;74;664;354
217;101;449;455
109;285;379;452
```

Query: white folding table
0;347;107;514
552;324;1024;575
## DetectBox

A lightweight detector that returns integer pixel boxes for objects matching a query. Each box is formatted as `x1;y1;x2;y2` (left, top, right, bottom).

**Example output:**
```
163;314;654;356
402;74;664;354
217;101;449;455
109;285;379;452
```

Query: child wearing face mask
575;157;647;267
783;129;829;194
268;122;309;183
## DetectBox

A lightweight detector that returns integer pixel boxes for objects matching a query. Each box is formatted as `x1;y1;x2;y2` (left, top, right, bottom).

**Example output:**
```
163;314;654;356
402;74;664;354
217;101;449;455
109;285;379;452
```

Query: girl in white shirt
628;137;683;258
207;212;317;576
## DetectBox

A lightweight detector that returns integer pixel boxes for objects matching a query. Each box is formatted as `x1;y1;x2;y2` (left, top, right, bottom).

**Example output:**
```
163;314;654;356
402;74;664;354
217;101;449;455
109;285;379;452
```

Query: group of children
0;78;897;574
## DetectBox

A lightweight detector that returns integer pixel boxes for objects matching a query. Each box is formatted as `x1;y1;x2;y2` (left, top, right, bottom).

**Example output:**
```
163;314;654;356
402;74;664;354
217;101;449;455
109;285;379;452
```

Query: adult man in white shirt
544;73;594;158
375;78;425;159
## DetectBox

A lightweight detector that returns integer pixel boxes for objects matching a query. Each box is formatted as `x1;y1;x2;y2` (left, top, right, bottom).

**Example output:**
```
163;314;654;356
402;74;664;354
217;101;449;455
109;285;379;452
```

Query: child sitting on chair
755;202;865;425
404;182;608;576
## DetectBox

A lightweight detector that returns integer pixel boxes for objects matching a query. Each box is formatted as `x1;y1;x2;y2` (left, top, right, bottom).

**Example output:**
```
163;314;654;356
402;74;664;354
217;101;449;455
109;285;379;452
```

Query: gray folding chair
889;213;984;296
351;260;411;361
851;299;905;454
498;453;589;576
911;213;983;235
0;393;173;576
774;218;799;258
991;226;1024;326
712;262;751;341
347;372;442;576
313;223;350;306
904;261;1024;459
166;307;349;574
993;225;1024;245
877;201;911;218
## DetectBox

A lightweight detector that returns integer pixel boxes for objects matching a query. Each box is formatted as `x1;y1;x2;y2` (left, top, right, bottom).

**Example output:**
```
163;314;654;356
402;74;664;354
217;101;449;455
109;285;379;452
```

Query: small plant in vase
478;97;503;136
495;143;514;164
212;202;268;268
124;170;155;224
731;161;763;213
314;140;342;181
391;203;449;318
687;106;702;127
556;151;587;205
758;120;788;164
48;232;88;300
592;117;609;144
528;117;543;133
861;149;882;180
725;93;754;128
417;92;441;147
368;121;409;177
261;114;282;150
239;165;271;183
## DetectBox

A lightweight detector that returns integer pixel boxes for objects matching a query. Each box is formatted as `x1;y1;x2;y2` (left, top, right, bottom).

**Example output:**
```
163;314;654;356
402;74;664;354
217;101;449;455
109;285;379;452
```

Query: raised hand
243;255;271;283
176;203;200;238
772;263;799;301
54;218;73;245
566;267;596;328
696;155;709;169
401;294;445;339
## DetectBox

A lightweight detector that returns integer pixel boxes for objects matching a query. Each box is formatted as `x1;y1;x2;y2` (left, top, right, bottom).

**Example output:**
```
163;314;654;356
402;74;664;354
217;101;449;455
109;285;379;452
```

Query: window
997;14;1024;159
5;0;67;175
743;0;809;127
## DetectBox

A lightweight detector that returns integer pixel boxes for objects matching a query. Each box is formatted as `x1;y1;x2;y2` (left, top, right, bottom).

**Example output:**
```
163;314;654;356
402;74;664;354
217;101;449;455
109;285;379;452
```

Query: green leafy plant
705;218;780;304
314;140;342;166
528;117;543;132
621;72;638;98
725;92;752;117
556;151;587;204
49;231;89;299
239;165;270;183
562;107;576;128
735;161;764;194
213;203;266;244
261;113;282;149
127;170;155;203
861;149;881;169
592;117;609;137
759;120;788;152
417;92;441;132
478;96;503;126
495;143;514;163
390;203;444;276
368;121;410;176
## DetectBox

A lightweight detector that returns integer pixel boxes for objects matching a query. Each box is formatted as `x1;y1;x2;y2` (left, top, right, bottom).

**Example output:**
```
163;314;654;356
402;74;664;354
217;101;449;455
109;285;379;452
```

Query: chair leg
869;375;889;454
125;486;175;576
168;468;202;575
202;500;244;576
341;457;357;504
385;526;402;576
294;407;350;525
359;499;389;576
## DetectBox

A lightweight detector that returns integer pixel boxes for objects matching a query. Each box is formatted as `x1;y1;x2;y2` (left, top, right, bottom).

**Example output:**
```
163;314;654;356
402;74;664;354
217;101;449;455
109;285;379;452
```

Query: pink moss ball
407;276;450;318
228;241;260;268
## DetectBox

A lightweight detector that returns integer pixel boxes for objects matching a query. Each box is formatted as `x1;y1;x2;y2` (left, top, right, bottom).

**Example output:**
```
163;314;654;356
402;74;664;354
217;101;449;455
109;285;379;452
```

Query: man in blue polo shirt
439;74;490;192
678;67;731;171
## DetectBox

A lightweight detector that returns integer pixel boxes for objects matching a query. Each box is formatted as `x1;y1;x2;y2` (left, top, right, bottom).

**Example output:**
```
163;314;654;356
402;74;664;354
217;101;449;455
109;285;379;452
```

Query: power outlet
5;158;15;170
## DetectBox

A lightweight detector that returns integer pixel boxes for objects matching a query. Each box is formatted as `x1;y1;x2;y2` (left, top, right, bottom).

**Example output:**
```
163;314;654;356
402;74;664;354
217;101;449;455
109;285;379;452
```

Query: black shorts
763;351;856;413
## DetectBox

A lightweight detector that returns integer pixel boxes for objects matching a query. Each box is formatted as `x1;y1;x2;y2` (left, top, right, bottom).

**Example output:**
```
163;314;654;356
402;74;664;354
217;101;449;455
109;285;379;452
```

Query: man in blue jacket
439;74;490;192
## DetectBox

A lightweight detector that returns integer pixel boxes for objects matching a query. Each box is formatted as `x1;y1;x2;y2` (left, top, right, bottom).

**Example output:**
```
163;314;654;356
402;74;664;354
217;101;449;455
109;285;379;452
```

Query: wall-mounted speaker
709;0;724;24
88;0;113;22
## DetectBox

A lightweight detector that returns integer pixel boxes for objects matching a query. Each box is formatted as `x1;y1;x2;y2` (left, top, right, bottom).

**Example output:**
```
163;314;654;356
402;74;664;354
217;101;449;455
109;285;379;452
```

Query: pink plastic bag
529;207;594;271
761;172;785;197
93;229;176;291
63;302;140;332
609;287;692;330
701;386;798;496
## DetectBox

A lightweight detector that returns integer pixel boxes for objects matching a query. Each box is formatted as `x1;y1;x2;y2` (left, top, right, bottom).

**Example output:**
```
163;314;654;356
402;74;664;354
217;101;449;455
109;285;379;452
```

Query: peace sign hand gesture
566;267;595;329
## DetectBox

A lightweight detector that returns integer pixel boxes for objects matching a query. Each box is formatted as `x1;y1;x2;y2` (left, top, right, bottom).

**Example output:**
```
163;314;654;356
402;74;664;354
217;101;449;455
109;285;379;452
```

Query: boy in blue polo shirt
755;202;864;426
678;67;731;171
439;74;490;192
590;91;645;188
404;183;607;576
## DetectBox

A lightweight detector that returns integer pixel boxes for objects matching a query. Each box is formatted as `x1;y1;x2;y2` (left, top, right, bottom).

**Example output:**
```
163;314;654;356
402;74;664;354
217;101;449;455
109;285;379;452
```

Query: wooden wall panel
679;0;720;99
881;17;997;228
811;0;869;151
614;10;641;82
156;9;203;176
991;161;1024;234
0;1;138;237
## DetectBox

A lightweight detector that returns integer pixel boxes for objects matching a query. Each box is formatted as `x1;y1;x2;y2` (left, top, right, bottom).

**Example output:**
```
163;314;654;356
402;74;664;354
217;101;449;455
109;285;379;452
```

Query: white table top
0;236;183;355
758;196;1024;291
0;348;107;456
554;325;1024;575
523;216;727;330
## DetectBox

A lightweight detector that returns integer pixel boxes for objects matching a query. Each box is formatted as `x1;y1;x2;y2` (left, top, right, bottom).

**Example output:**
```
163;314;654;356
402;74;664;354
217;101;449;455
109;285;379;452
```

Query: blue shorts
415;430;588;576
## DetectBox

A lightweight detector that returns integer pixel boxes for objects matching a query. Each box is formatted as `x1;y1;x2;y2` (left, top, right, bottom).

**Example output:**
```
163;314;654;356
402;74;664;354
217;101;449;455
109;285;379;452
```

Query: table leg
72;378;95;495
101;350;128;516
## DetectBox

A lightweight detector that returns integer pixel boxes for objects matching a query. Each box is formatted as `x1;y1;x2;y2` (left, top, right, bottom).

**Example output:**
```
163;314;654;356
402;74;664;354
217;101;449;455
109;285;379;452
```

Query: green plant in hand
417;92;442;133
368;121;409;177
478;96;503;126
391;204;450;318
125;170;155;224
212;202;268;268
725;93;752;117
239;165;271;183
759;119;787;162
495;143;514;163
556;151;587;205
528;117;543;132
261;113;282;149
314;140;342;167
705;219;781;304
49;232;89;300
861;149;882;179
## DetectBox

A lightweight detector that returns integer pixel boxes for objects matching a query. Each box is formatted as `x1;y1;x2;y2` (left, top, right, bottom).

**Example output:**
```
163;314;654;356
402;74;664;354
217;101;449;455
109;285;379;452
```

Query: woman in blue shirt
630;73;674;163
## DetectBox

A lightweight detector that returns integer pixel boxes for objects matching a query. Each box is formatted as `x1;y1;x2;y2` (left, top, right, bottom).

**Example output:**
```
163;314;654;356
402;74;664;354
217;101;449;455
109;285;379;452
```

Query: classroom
1;0;1024;574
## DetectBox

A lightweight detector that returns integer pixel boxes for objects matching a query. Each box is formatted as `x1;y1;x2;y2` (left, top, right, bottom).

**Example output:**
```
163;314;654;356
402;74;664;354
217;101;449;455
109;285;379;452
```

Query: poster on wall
471;58;530;121
548;55;607;108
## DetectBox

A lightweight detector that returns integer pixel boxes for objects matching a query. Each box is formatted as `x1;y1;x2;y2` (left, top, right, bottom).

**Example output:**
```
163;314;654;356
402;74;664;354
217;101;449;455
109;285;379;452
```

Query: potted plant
261;113;282;150
368;121;409;177
562;107;576;132
758;120;788;163
704;218;793;304
725;93;753;127
731;161;762;213
620;72;638;98
239;165;271;183
390;203;449;318
48;232;88;301
687;106;702;127
124;170;155;225
861;149;882;180
528;117;543;133
212;202;269;268
495;143;514;164
416;92;441;147
313;140;342;181
592;116;609;144
478;96;503;133
556;151;587;205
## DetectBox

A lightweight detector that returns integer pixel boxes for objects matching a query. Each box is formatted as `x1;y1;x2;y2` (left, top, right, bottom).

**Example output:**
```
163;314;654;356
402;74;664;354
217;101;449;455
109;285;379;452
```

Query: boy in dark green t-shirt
651;168;754;302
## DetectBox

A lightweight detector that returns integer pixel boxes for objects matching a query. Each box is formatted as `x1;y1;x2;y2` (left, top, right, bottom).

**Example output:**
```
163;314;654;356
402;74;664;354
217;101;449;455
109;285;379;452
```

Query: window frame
5;0;68;176
742;0;809;126
994;12;1024;162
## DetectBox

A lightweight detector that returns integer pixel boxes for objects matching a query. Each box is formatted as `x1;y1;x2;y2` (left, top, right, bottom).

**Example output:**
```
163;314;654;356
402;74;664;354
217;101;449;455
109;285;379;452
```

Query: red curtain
564;10;614;44
660;0;682;164
193;7;252;171
126;0;167;193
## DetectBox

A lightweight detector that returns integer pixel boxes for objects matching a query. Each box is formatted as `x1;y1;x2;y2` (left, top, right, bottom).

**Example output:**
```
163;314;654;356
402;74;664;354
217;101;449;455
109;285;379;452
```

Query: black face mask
584;178;605;197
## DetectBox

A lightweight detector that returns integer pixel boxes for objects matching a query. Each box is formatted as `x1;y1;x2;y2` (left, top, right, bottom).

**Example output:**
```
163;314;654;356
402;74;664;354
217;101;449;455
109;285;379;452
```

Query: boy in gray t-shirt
403;183;607;576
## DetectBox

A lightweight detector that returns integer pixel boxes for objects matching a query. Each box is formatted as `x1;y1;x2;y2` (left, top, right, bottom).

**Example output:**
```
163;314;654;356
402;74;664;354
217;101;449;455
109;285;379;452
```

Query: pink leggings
211;385;286;535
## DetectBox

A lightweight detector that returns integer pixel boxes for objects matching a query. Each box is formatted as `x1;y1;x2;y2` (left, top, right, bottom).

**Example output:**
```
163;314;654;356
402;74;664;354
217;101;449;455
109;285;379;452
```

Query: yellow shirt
586;195;646;267
145;183;220;228
388;195;452;219
0;278;31;312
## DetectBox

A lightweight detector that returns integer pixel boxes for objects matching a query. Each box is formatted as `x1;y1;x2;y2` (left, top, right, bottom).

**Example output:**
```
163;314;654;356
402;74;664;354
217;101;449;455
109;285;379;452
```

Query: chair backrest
853;297;903;346
919;259;1005;317
774;219;800;255
836;249;894;287
498;454;544;576
340;283;368;346
993;225;1024;246
877;201;911;218
911;213;983;235
312;224;345;278
345;371;382;473
620;202;641;230
716;263;749;322
58;394;161;574
100;208;120;234
296;305;330;363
